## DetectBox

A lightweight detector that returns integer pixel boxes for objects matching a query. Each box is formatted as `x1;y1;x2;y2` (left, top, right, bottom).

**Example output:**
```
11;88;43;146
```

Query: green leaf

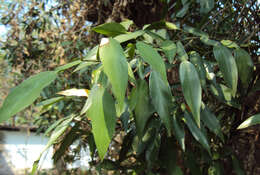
199;0;214;14
136;41;168;83
189;51;207;89
160;40;177;63
114;30;145;43
83;46;98;61
183;26;209;38
55;60;82;72
131;80;154;138
201;103;224;141
179;61;202;127
221;40;239;48
213;45;238;96
237;114;260;129
31;115;74;175
128;63;136;85
233;48;253;88
36;97;64;108
0;71;57;123
73;61;99;72
200;36;219;46
184;112;211;153
99;38;128;109
92;22;127;37
149;71;173;135
177;41;188;61
87;84;117;160
120;19;133;30
231;155;245;175
176;2;190;18
172;112;185;151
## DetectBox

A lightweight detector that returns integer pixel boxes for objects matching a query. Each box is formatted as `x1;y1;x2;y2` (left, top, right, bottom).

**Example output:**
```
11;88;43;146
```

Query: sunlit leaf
0;71;57;123
86;84;116;160
180;61;202;127
99;38;128;109
57;88;89;97
55;60;82;72
237;114;260;129
136;41;168;83
114;30;145;43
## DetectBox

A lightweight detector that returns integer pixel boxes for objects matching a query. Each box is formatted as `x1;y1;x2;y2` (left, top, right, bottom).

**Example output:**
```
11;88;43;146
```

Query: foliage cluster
0;0;259;174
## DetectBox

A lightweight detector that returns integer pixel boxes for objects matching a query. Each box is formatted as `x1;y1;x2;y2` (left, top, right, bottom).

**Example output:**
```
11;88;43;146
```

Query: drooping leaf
189;51;207;89
237;114;260;129
160;40;177;63
179;61;202;127
31;114;75;175
184;112;211;153
136;41;168;83
177;41;188;61
201;103;224;141
213;45;238;96
233;48;253;88
99;38;128;109
149;71;173;135
114;30;145;43
0;71;57;123
200;36;219;46
183;25;209;38
92;22;127;37
199;0;214;14
86;84;116;160
172;111;185;151
131;80;154;138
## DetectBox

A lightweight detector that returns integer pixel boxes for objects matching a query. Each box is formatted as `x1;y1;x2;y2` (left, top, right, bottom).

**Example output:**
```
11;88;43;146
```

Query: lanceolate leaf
177;41;188;61
213;45;238;96
179;61;202;127
184;112;211;154
99;38;128;109
149;71;173;135
160;40;177;63
172;112;185;151
31;115;74;175
0;71;57;123
131;80;154;138
92;22;127;37
87;84;117;160
237;114;260;129
136;41;168;83
201;103;224;141
233;48;253;88
114;30;145;43
189;51;207;89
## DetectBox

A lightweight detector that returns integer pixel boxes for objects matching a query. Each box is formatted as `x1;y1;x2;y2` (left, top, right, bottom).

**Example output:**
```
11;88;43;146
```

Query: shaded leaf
201;103;224;141
177;2;190;18
160;40;177;63
99;38;128;109
177;41;188;61
0;71;57;123
172;112;185;151
184;112;211;153
86;84;116;160
200;0;214;14
213;45;238;96
183;25;209;38
233;48;253;88
221;40;239;48
180;61;202;127
131;80;154;138
149;71;173;135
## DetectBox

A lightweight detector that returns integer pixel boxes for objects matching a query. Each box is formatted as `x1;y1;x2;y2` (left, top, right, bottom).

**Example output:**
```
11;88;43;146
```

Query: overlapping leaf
179;61;202;127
